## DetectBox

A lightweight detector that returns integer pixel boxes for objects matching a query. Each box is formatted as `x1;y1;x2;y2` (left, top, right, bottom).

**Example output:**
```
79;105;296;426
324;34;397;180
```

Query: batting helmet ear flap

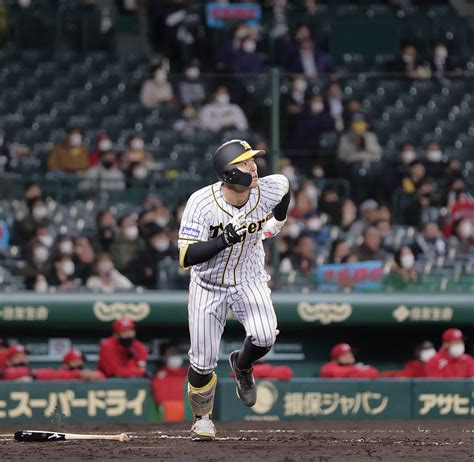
221;169;253;187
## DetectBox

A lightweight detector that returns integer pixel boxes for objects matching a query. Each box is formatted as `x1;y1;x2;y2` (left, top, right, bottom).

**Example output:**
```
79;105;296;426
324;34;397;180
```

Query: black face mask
118;337;134;348
102;160;114;169
99;225;115;242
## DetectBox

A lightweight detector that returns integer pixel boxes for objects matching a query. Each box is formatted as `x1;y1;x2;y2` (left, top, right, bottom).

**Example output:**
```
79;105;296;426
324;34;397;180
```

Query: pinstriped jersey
178;174;289;286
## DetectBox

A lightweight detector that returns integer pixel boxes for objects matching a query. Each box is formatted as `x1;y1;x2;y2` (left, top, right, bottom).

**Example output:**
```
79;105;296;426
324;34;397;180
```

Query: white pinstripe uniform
178;174;289;375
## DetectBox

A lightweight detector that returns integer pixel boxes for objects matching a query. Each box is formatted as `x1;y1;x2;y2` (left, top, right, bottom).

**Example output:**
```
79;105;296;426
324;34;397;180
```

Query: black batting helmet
212;139;265;187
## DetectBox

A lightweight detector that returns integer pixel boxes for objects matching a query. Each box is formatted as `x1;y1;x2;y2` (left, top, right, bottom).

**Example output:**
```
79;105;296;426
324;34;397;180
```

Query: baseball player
178;139;290;440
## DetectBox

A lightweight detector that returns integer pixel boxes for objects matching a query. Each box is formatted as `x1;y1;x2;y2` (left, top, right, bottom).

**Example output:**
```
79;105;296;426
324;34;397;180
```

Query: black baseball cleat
228;350;257;407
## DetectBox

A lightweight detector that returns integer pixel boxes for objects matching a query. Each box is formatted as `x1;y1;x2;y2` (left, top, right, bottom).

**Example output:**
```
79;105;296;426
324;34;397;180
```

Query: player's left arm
262;175;290;240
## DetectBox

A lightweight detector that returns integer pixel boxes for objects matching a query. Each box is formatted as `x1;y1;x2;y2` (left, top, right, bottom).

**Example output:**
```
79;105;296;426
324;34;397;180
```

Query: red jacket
2;366;32;380
0;352;8;369
425;348;474;378
320;361;378;378
98;336;148;378
33;368;105;380
152;367;188;404
385;359;427;378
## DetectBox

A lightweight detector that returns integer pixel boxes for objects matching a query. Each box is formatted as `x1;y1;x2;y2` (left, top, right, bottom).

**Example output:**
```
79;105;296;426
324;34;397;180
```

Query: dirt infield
0;420;473;461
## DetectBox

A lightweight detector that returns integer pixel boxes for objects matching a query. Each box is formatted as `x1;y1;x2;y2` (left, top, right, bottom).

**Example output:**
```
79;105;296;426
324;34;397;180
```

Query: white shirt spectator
199;98;248;132
140;69;174;108
86;269;133;293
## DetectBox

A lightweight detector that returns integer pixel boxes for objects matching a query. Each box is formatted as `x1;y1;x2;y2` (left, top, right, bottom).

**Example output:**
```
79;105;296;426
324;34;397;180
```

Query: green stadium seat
319;131;339;149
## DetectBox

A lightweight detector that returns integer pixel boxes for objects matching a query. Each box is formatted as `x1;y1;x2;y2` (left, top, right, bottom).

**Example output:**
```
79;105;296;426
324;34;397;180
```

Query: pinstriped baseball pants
188;277;278;375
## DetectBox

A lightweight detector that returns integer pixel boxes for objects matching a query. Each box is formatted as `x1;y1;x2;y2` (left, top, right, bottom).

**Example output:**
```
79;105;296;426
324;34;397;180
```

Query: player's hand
262;217;287;240
223;211;247;246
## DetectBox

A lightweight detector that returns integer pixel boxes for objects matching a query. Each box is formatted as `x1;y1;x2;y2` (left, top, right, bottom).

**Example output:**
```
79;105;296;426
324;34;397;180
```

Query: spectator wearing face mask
198;86;248;132
279;232;317;276
173;104;201;135
24;272;49;293
231;34;265;83
449;218;474;254
390;43;430;79
286;39;336;81
25;242;50;276
381;143;418;200
86;252;133;293
109;214;142;272
34;349;105;381
46;254;78;290
98;318;148;378
12;197;50;248
337;114;381;165
175;60;207;106
81;150;126;191
355;226;387;262
342;98;362;129
423;141;445;179
90;133;113;167
425;329;474;378
94;210;117;252
325;82;344;131
53;235;75;259
283;75;308;147
349;199;379;237
129;225;176;289
411;222;446;257
72;236;96;282
429;42;452;79
380;341;437;378
48;127;89;173
402;160;426;194
2;344;32;380
151;341;187;422
293;95;335;149
318;188;343;225
388;246;417;287
320;343;378;378
140;62;175;108
121;134;152;173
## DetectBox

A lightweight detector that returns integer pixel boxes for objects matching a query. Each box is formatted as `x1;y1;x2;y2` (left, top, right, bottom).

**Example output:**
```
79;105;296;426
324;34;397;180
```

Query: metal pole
270;67;281;287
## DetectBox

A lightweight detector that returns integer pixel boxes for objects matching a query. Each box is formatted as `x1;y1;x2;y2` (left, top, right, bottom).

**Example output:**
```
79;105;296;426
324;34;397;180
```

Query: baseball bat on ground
14;430;130;442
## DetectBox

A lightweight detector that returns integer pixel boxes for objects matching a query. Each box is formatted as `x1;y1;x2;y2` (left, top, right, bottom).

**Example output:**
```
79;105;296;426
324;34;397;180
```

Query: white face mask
306;217;321;231
153;239;170;252
286;222;301;239
133;166;148;179
98;260;113;274
130;139;144;150
60;241;74;255
186;67;200;79
166;355;183;369
402;53;414;64
18;0;31;8
34;246;49;263
419;348;436;363
402;150;416;164
33;206;48;220
294;80;307;92
124;226;139;240
311;102;324;113
435;47;447;60
448;343;465;358
62;260;75;276
154;71;167;83
459;222;473;239
242;40;256;53
38;234;53;248
35;280;48;292
400;253;415;269
69;133;82;147
313;167;324;178
155;216;169;227
305;185;318;202
99;139;113;152
216;93;230;104
427;150;442;162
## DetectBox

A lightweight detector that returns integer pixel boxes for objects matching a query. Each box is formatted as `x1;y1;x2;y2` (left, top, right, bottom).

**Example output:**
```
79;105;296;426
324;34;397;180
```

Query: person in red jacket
2;344;33;380
152;342;187;422
425;328;474;378
0;338;9;370
380;341;437;378
320;343;378;378
98;318;148;378
34;348;105;381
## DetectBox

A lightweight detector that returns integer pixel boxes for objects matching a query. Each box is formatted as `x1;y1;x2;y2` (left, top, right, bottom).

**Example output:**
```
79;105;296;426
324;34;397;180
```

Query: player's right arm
178;194;246;269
